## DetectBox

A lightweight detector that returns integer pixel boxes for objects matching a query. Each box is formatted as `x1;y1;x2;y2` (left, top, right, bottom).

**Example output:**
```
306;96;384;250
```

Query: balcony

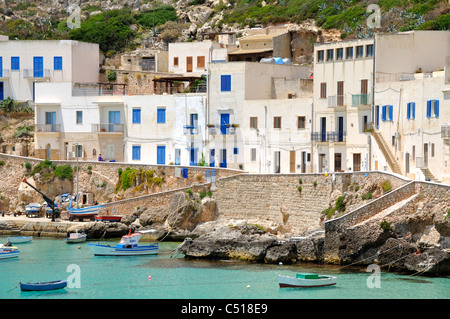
207;124;238;135
311;131;346;142
328;95;345;108
442;125;450;139
92;123;124;133
351;93;370;107
35;124;61;133
0;69;10;78
183;125;201;135
23;69;51;79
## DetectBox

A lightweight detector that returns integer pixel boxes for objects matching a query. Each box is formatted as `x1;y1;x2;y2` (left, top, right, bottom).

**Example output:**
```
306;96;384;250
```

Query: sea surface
1;236;449;300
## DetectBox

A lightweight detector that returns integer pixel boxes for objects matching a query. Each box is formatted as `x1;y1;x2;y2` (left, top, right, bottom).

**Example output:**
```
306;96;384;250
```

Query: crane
22;178;60;222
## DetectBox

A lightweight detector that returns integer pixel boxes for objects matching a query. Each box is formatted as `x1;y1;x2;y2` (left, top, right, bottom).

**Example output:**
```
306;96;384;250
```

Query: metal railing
351;93;370;106
0;69;10;78
328;95;345;108
23;69;51;78
154;85;207;95
35;124;61;132
183;125;201;135
207;124;238;135
442;125;450;139
91;123;124;133
311;131;346;142
72;87;126;96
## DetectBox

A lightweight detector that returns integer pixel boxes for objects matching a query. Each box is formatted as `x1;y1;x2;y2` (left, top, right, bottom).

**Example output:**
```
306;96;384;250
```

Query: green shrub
313;181;317;187
321;207;336;219
186;188;193;195
199;190;207;199
137;5;178;28
207;191;213;198
54;165;73;180
446;209;450;220
297;186;302;192
362;192;373;200
31;159;53;175
25;162;32;170
107;70;117;82
335;196;346;212
380;220;393;232
299;178;303;184
0;161;5;166
381;180;392;193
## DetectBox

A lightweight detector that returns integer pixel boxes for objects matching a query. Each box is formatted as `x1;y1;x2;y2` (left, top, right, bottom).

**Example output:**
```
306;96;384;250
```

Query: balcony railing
328;95;345;108
311;131;346;142
183;125;201;135
35;124;61;133
92;123;124;133
0;69;10;78
352;93;370;106
23;69;51;79
442;125;450;139
207;124;238;135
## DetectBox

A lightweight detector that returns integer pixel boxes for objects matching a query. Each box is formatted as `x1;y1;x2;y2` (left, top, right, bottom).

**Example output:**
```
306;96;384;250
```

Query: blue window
33;57;43;77
132;145;141;161
157;108;166;123
426;100;439;118
381;105;386;122
388;105;393;121
221;75;231;91
157;146;166;164
132;108;141;124
407;102;415;120
11;57;20;70
54;56;63;70
0;57;2;77
76;111;82;124
382;105;393;121
233;147;239;155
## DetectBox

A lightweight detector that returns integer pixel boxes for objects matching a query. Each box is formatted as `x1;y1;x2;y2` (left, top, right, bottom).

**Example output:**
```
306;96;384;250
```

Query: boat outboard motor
4;240;12;247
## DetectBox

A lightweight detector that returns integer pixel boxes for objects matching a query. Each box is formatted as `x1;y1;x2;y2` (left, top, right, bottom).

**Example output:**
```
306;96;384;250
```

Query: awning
228;48;273;55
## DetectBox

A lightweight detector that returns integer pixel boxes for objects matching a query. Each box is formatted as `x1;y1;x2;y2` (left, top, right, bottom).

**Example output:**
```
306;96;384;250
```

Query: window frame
132;108;141;124
132;145;141;161
76;110;83;124
250;117;258;129
11;56;20;71
273;116;282;129
157;107;166;124
297;116;306;129
54;56;63;70
220;75;231;92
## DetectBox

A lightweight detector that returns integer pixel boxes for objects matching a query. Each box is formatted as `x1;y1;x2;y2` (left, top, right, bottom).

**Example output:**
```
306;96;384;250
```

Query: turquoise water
0;236;449;300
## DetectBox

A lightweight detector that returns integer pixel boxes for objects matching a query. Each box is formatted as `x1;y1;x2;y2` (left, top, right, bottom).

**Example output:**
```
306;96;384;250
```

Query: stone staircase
369;128;402;175
421;168;439;183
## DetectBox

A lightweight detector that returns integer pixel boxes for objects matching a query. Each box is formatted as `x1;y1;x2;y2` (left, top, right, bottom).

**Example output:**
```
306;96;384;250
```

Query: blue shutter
426;100;431;117
412;102;415;119
0;57;2;78
157;108;165;123
382;105;386;121
389;105;393;121
221;75;231;91
11;57;19;70
434;100;439;117
54;57;62;70
132;146;141;160
157;146;166;164
33;57;43;77
132;109;141;124
406;103;410;119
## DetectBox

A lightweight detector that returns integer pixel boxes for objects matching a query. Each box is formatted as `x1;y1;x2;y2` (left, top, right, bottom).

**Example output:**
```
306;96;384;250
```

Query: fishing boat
45;203;60;218
20;280;68;291
277;273;337;288
95;215;122;222
65;232;87;243
25;203;41;216
67;197;103;221
0;244;20;259
88;230;158;256
7;236;32;244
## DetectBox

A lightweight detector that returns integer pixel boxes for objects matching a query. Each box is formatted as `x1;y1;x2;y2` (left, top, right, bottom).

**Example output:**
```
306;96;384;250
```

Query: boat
277;273;337;288
65;232;87;243
88;230;158;256
7;236;32;244
25;203;41;216
45;203;60;218
20;280;68;291
95;215;122;222
67;197;103;221
0;244;20;259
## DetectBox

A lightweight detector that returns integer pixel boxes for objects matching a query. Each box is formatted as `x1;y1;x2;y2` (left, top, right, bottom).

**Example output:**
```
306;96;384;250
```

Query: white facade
0;39;99;103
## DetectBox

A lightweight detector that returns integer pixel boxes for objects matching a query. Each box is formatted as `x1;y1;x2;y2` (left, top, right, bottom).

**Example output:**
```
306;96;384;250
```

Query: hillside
0;0;448;57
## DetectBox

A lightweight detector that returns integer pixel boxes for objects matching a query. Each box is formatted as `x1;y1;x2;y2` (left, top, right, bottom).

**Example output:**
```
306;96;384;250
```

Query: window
54;56;63;70
426;100;439;118
157;108;166;123
320;82;327;99
221;75;231;91
76;111;82;124
346;47;353;59
317;50;324;62
326;49;334;61
132;145;141;161
11;57;20;70
298;116;306;129
336;48;343;60
361;79;368;94
274;116;281;129
197;56;205;68
382;105;393;121
132;108;141;124
233;147;239;155
356;46;364;58
366;44;374;57
251;148;257;162
173;57;179;66
431;143;435;157
407;102;415;119
250;117;258;129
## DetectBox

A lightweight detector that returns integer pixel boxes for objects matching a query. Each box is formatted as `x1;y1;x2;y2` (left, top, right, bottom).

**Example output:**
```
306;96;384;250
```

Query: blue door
190;148;197;166
209;149;215;167
338;116;344;142
376;105;380;129
33;57;43;77
220;113;230;135
157;146;166;165
220;149;227;168
45;111;56;132
321;117;326;142
0;82;3;101
0;57;2;78
109;111;120;132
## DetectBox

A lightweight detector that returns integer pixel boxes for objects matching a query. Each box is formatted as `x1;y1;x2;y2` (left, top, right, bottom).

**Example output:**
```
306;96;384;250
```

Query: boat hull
95;216;122;222
8;236;32;244
277;275;337;288
20;280;68;291
88;243;158;256
65;234;87;243
0;250;20;259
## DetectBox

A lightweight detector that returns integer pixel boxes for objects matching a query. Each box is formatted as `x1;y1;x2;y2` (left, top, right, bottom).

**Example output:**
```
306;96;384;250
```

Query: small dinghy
20;280;68;291
7;236;32;244
65;232;87;243
277;273;337;288
0;244;20;260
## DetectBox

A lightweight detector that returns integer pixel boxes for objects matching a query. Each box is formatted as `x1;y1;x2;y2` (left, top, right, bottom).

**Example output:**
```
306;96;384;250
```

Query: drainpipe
370;36;376;171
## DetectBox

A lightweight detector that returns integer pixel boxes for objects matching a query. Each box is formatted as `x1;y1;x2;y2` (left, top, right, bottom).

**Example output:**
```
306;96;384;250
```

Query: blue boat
20;280;68;291
67;197;103;221
88;230;158;256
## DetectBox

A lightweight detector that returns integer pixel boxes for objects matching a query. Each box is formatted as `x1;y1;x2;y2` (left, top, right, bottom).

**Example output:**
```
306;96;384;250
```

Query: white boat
0;244;20;259
67;198;103;221
277;273;337;288
7;236;32;244
25;203;41;216
65;232;87;243
88;230;158;256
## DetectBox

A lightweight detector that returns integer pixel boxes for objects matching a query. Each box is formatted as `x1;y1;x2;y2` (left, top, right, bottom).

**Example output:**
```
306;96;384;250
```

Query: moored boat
88;230;158;256
65;232;87;243
20;280;68;291
95;215;122;222
0;244;20;259
67;198;103;221
7;236;32;244
25;203;41;216
277;273;337;288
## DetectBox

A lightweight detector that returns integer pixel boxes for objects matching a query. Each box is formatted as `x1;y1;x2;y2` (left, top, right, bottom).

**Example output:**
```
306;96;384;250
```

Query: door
33;57;43;77
274;151;281;173
175;149;181;165
338;116;344;142
0;82;3;101
301;151;306;173
405;152;410;174
220;149;227;168
337;81;344;106
190;113;198;134
375;105;380;129
289;151;295;173
319;154;326;173
0;57;2;78
210;149;215;167
320;117;326;142
353;153;361;172
46;144;51;160
189;148;197;166
334;153;342;172
423;144;428;167
186;56;193;73
45;111;56;132
157;146;166;165
109;111;120;132
220;113;230;135
106;145;114;161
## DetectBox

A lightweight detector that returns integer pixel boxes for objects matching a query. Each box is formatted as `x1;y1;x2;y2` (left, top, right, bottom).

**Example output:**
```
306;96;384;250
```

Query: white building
0;39;99;104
